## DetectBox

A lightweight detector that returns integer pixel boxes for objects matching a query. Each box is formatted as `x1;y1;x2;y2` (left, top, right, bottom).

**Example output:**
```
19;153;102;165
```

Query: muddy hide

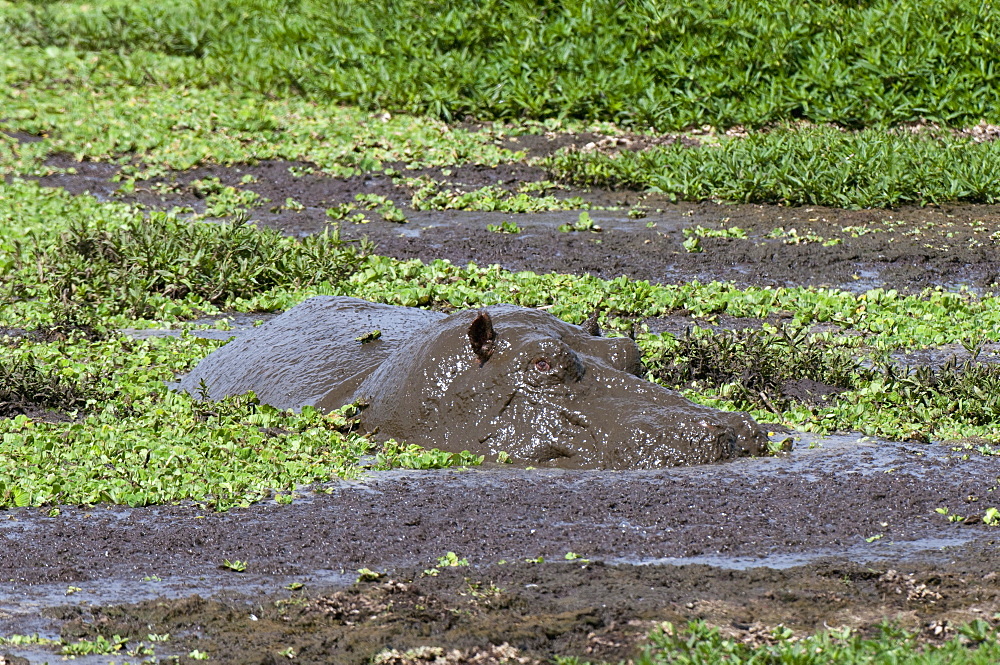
177;296;768;469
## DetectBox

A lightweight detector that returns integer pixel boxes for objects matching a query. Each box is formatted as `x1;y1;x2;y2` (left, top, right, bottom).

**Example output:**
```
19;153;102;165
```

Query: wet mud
3;435;1000;662
6;154;1000;662
31;155;1000;294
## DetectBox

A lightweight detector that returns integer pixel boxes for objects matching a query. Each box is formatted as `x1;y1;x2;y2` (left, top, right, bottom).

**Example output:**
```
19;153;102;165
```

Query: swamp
3;0;1000;662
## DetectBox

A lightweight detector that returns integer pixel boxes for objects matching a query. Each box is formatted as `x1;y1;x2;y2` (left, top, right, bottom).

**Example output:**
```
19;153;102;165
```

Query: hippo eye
534;358;552;372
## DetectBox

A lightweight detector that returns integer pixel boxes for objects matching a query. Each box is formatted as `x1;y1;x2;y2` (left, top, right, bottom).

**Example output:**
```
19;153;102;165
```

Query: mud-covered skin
177;297;767;469
175;297;446;410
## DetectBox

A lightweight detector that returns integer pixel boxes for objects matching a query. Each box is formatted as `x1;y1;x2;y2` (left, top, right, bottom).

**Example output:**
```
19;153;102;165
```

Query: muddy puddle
3;430;1000;662
24;156;1000;294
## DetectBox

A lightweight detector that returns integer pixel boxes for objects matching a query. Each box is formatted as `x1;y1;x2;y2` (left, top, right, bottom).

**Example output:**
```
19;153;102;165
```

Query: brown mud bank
30;156;1000;294
2;435;1000;662
25;555;1000;665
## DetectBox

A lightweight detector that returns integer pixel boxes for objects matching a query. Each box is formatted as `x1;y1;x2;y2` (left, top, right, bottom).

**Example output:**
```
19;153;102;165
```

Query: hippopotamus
176;296;768;469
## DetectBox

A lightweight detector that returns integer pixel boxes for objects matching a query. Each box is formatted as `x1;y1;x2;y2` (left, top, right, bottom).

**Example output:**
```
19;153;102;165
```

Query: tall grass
3;0;999;128
545;125;1000;206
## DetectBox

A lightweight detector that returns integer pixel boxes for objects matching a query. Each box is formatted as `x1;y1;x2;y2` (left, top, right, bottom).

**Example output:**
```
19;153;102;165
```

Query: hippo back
176;296;446;410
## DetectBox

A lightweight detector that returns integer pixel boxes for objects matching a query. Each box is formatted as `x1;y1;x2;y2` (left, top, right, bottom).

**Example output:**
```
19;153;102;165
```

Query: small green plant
188;178;263;218
326;203;358;220
681;236;702;253
221;558;247;572
61;635;128;656
410;179;584;214
684;225;748;240
376;441;484;470
558;211;601;233
356;567;384;582
486;220;521;234
355;329;382;343
0;634;59;646
465;580;504;598
355;193;407;222
768;227;841;246
437;551;469;567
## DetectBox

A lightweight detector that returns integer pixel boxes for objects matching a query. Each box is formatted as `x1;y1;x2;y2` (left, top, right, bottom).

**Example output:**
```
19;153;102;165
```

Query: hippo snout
597;398;769;470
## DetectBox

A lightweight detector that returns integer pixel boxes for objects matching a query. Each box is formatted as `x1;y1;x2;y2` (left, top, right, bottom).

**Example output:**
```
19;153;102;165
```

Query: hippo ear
468;310;496;365
582;308;602;337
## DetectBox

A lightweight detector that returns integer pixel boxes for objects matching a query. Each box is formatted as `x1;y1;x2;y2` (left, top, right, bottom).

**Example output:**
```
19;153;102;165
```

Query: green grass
622;620;1000;665
558;621;1000;665
2;15;1000;208
3;0;999;129
545;125;1000;207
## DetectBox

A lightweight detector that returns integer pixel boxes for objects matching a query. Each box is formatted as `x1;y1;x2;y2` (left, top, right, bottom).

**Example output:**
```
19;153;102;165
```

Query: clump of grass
408;179;585;213
643;325;861;414
641;323;1000;440
5;0;999;129
544;125;1000;208
32;211;369;319
0;352;100;418
862;357;1000;433
636;620;1000;664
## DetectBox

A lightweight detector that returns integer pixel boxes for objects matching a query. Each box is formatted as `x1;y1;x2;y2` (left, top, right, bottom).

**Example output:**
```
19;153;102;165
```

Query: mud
3;435;1000;662
6;154;1000;662
32;155;1000;294
178;297;767;469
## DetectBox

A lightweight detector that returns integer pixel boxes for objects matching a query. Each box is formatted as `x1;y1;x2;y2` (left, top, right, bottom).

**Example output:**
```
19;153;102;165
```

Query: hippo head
353;304;768;469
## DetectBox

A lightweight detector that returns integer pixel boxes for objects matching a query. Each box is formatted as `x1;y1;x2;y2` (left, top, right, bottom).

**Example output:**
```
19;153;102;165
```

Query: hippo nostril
534;358;552;372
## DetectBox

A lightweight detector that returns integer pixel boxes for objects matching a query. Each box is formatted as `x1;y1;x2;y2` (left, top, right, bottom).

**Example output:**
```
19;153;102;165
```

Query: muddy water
31;156;1000;294
3;432;1000;662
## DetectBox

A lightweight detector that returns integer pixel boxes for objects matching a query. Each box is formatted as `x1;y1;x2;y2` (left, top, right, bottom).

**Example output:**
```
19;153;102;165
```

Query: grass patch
0;350;101;418
3;0;999;129
2;180;368;321
643;325;1000;441
0;73;520;177
37;212;366;319
645;325;860;414
545;125;1000;207
2;27;999;207
625;620;1000;665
